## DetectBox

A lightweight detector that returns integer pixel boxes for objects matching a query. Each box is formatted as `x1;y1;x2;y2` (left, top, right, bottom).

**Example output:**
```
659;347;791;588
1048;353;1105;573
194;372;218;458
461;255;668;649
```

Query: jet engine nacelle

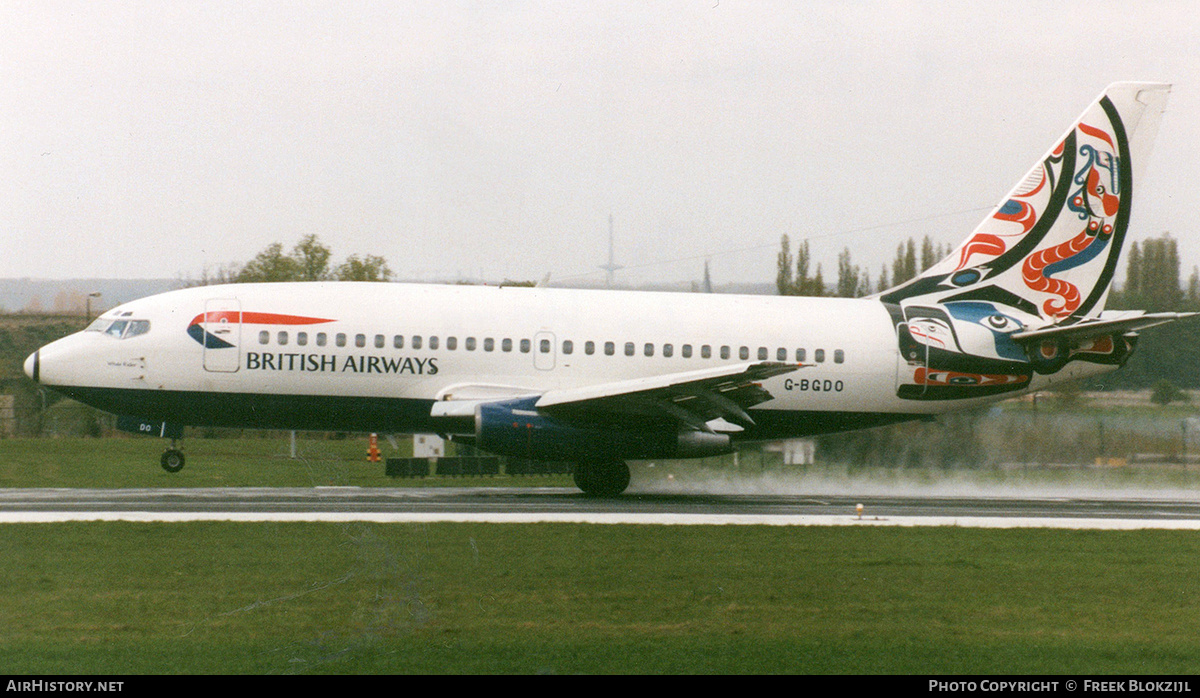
472;397;732;462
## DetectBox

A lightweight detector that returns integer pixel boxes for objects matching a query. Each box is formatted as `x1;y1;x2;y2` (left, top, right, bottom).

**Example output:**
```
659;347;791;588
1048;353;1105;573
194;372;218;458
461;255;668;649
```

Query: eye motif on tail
875;83;1177;401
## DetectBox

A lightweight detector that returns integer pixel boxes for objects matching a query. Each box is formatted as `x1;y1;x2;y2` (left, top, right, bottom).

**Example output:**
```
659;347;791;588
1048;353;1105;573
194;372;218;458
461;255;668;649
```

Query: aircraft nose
24;351;39;383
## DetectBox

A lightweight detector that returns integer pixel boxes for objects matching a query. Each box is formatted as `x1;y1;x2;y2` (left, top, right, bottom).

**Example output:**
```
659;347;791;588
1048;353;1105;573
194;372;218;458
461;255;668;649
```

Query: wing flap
535;361;801;431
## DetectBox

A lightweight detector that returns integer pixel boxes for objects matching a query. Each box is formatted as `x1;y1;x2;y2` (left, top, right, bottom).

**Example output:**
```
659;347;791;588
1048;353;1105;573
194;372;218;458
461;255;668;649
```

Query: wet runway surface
1;487;1199;528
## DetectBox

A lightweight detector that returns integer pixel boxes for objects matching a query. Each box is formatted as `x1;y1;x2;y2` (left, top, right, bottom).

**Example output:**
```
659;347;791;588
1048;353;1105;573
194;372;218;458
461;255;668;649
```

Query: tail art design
876;83;1171;400
1019;121;1123;318
955;160;1050;272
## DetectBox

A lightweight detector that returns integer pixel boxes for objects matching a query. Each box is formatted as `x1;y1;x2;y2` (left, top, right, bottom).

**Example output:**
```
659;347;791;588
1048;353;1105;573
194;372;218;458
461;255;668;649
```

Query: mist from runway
629;402;1200;501
629;458;1200;502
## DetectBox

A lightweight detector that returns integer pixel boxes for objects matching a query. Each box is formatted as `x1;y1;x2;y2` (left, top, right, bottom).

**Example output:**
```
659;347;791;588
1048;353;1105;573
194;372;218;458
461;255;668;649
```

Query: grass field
0;436;574;489
2;522;1200;674
4;435;1200;673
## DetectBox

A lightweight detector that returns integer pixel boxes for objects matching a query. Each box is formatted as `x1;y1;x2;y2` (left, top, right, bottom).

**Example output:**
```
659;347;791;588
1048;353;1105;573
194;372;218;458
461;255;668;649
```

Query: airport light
85;292;102;322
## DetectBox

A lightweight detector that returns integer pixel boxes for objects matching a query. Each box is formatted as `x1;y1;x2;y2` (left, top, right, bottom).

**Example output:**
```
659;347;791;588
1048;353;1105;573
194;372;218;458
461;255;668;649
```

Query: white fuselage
28;282;1108;441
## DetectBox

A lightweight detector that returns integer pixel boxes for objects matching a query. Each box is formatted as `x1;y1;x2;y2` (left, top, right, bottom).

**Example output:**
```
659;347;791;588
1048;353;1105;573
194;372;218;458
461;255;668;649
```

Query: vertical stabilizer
880;82;1171;325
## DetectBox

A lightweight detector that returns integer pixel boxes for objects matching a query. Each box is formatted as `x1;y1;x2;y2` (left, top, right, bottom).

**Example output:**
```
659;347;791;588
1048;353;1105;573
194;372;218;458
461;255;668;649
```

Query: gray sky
2;1;1198;287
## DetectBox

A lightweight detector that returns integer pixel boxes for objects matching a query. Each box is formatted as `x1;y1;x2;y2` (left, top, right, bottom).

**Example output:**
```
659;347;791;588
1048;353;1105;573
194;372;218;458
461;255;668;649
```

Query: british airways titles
245;351;439;375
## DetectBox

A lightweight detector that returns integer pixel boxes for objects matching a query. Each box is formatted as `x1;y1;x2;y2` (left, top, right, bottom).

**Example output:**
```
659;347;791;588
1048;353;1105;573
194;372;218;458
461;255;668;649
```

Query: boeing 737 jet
25;82;1191;495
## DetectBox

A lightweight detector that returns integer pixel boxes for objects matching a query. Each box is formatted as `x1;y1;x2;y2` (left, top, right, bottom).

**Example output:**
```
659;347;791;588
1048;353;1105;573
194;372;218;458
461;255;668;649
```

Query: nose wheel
161;447;186;473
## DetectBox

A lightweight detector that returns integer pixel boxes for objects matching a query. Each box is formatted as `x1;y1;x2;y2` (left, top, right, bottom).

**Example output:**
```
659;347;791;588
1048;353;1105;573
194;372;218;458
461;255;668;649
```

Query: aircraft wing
429;361;801;433
535;361;801;432
1011;311;1197;345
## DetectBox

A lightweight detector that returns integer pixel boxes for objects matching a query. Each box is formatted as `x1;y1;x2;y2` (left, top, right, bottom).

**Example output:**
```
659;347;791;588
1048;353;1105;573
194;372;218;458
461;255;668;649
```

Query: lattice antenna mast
597;213;624;288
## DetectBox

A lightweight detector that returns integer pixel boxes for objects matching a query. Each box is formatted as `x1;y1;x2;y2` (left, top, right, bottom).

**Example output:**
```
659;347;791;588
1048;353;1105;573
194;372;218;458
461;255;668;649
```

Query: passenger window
644;343;654;357
681;344;692;358
776;347;786;361
336;333;347;347
429;336;439;350
447;337;457;350
739;346;749;360
520;339;531;353
317;333;327;347
393;335;403;349
815;349;825;363
258;330;269;345
796;348;806;362
757;347;767;360
297;332;308;346
484;338;494;352
701;345;711;359
375;334;385;349
720;346;730;360
605;341;615;356
625;342;635;357
502;338;513;352
539;339;550;353
278;331;289;346
562;340;572;355
663;344;673;358
412;336;422;350
834;349;845;364
466;337;476;351
584;341;595;355
355;334;366;348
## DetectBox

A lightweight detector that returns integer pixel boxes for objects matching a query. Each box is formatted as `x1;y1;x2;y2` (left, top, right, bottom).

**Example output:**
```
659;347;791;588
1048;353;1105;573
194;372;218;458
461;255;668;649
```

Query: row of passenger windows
258;330;846;364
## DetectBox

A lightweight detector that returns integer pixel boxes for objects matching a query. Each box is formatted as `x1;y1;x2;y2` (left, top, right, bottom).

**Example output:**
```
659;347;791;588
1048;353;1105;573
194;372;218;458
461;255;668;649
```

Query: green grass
0;436;573;489
1;523;1199;673
3;436;1200;673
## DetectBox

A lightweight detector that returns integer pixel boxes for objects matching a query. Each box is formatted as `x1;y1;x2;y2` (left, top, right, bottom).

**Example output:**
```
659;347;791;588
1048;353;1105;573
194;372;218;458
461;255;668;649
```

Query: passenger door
533;331;556;371
203;299;242;373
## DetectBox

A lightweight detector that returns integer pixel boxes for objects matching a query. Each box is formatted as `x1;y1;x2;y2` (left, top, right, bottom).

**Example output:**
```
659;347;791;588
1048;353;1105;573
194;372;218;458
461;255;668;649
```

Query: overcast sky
2;1;1197;288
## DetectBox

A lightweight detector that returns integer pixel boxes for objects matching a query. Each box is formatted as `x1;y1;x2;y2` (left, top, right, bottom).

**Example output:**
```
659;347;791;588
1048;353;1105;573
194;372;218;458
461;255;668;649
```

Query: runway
2;486;1200;528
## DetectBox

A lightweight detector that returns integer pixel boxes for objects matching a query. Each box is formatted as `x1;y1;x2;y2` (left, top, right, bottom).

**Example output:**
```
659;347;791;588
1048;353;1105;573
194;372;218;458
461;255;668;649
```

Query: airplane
25;82;1193;496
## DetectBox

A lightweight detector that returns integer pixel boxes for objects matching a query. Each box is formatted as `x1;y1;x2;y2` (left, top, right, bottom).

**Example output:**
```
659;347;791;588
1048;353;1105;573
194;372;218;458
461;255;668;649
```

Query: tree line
775;231;1197;306
775;234;950;297
192;235;393;285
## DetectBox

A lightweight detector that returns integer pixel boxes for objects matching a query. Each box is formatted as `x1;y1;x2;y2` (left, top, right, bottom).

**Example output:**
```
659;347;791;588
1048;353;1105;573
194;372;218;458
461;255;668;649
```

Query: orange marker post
368;433;381;463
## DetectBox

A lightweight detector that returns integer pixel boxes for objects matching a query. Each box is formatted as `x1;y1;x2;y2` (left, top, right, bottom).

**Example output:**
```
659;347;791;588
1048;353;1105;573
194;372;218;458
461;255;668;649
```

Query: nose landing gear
160;441;185;473
114;417;187;473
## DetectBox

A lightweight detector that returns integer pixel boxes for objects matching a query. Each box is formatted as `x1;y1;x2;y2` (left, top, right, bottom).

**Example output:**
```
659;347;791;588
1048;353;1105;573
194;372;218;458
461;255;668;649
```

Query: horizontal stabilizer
1011;311;1197;344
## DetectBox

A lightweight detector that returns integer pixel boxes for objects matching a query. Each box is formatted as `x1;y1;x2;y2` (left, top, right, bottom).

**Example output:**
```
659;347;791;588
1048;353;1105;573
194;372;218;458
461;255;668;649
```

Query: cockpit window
87;318;150;339
104;320;128;338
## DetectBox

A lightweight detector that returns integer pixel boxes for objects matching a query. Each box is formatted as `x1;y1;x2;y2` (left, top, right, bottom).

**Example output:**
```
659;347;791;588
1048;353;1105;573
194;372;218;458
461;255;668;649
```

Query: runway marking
4;512;1200;529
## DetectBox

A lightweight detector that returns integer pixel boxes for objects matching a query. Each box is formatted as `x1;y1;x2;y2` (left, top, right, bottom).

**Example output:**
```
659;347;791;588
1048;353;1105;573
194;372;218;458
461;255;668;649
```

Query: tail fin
879;82;1170;324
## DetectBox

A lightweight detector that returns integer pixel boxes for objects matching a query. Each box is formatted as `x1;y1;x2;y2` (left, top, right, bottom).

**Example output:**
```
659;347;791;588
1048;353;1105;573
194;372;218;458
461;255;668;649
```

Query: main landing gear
572;459;631;497
161;440;185;473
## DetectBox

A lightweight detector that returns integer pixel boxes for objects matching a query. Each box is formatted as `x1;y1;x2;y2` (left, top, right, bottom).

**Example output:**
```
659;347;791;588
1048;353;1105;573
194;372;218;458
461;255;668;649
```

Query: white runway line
5;511;1200;529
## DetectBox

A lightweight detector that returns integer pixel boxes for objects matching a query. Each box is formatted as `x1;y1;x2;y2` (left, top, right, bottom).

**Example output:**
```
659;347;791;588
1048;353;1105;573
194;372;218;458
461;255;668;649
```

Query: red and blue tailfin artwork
877;83;1186;400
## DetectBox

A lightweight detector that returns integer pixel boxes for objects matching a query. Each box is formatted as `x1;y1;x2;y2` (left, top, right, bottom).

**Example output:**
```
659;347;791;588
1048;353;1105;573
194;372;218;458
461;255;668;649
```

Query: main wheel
161;448;186;473
572;460;631;497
